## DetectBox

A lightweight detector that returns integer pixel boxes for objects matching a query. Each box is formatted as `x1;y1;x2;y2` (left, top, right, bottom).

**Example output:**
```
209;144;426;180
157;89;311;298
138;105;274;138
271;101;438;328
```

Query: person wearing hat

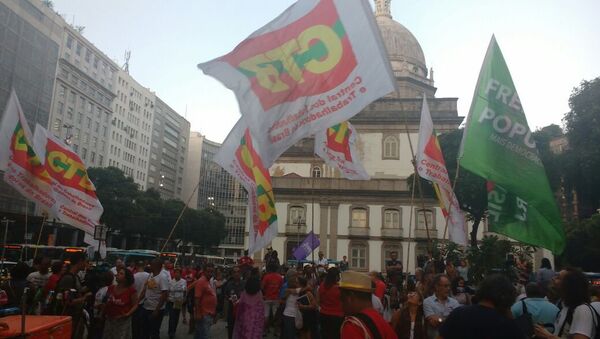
340;271;398;339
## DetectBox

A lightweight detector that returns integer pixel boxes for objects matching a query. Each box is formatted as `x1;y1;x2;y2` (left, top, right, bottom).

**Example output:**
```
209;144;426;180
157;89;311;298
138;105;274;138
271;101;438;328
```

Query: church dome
374;0;428;79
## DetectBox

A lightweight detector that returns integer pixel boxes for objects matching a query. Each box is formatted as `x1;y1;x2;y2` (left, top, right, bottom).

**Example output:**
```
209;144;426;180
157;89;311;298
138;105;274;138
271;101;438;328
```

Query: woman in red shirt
102;268;138;339
318;267;344;339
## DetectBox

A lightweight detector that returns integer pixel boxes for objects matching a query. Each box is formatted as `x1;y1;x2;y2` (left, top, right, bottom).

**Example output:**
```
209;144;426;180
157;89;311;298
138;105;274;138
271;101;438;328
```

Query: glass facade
197;140;247;247
0;1;60;214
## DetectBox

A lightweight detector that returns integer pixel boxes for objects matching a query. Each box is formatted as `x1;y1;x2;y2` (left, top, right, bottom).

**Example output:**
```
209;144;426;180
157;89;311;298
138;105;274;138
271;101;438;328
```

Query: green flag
459;36;565;254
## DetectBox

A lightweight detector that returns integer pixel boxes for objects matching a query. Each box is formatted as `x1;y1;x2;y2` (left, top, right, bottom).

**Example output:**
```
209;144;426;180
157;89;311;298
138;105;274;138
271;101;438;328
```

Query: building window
382;243;402;270
351;207;368;227
383;209;401;228
98;155;103;166
312;166;321;178
349;242;368;271
56;102;64;115
288;206;305;224
81;147;87;160
53;119;61;132
66;35;73;49
416;209;434;229
383;135;399;159
66;107;73;121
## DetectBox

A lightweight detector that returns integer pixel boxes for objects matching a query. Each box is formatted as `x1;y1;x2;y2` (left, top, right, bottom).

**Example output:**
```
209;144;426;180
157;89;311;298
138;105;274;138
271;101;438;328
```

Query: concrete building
265;0;474;273
107;69;154;190
182;131;204;208
146;98;190;200
48;24;118;169
0;0;63;214
196;138;247;257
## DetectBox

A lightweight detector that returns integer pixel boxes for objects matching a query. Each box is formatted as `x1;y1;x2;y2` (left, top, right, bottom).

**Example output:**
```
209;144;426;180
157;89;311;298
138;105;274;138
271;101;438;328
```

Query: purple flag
293;231;320;260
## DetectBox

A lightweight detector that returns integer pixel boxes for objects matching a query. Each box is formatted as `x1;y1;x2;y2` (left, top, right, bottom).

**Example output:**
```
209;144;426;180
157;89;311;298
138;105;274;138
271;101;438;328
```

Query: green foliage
558;215;600;271
466;235;513;284
563;77;600;217
88;167;226;249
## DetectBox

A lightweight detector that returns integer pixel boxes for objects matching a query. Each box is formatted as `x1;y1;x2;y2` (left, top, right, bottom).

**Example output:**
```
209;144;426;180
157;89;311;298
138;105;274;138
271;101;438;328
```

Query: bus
0;244;86;265
105;249;159;266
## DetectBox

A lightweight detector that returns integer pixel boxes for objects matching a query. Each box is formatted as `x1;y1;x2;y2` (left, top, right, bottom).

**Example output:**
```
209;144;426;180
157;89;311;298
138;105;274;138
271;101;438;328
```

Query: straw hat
339;271;373;293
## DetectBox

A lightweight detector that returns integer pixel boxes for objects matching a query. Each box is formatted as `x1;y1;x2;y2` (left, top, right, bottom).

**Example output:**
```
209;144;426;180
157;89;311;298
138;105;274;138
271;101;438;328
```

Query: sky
52;0;600;143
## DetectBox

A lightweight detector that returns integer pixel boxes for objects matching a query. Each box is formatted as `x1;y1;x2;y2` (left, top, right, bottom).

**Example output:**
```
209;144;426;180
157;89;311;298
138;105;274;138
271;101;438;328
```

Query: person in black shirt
439;274;525;339
386;251;403;283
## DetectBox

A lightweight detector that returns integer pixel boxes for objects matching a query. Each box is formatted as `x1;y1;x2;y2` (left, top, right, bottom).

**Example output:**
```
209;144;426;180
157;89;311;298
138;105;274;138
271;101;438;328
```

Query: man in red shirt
194;263;217;339
340;271;397;339
261;263;283;334
370;271;386;301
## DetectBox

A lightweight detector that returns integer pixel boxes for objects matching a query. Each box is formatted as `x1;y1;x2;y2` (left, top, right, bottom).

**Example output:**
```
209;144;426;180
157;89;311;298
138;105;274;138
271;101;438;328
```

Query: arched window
416;209;434;229
312;166;321;178
351;208;368;227
383;135;399;159
288;206;305;224
383;209;401;228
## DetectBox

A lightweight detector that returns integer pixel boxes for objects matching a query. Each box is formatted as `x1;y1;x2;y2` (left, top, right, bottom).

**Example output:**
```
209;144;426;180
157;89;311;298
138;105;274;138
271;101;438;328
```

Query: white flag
198;0;395;166
416;96;467;245
314;121;369;180
213;119;278;255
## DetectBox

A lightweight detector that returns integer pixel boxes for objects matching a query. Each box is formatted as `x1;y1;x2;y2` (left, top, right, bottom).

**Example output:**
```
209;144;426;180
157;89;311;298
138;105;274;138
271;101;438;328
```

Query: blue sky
52;0;600;143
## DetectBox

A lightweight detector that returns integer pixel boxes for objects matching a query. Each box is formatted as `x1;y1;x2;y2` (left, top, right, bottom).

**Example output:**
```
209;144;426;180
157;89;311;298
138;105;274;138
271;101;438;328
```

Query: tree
563;77;600;218
88;167;227;250
559;214;600;272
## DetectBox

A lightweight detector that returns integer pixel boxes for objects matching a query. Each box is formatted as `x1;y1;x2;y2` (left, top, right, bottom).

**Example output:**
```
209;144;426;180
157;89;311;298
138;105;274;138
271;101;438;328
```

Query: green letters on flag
459;36;565;254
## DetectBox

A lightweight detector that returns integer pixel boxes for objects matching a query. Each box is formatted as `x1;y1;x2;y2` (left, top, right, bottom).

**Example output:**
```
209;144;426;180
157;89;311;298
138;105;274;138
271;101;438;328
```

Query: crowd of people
0;249;599;339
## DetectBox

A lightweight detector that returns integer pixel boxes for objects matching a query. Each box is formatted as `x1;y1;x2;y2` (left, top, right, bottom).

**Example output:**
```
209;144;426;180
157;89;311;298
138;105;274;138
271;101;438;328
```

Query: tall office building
0;0;63;214
107;69;154;190
182;131;204;208
47;25;118;169
146;98;190;200
196;138;247;257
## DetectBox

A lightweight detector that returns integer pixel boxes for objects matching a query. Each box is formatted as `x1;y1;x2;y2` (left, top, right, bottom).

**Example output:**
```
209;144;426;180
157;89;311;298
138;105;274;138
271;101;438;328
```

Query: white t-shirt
143;272;169;311
283;288;300;317
94;286;109;309
168;278;187;303
554;302;600;338
134;271;150;299
372;294;384;315
26;272;50;289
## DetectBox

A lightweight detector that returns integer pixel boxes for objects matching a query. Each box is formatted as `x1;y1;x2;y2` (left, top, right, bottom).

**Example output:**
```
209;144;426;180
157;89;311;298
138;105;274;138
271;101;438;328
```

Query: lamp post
93;224;109;265
295;216;305;262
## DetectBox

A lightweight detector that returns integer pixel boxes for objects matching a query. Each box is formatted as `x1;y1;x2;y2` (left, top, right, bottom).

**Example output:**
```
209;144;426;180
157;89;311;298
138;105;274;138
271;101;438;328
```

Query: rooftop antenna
123;50;131;73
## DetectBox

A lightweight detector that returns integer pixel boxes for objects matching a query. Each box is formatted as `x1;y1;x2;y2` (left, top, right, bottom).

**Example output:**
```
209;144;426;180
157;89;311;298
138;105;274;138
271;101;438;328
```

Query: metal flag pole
1;218;15;273
404;172;418;289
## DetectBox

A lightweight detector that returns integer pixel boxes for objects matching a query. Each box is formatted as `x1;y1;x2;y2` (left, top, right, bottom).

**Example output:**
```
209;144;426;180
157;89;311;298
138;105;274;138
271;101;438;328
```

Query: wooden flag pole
404;171;418;288
160;181;200;253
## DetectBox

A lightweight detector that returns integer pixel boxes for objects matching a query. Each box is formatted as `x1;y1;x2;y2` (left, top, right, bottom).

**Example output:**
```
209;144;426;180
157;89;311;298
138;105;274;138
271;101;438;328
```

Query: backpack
586;304;600;339
514;299;534;338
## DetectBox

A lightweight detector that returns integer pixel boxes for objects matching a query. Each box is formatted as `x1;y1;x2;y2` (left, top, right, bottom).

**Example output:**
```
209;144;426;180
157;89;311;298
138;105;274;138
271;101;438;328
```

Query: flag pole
160;181;201;253
404;171;418;288
33;215;47;259
442;161;462;240
404;116;434;257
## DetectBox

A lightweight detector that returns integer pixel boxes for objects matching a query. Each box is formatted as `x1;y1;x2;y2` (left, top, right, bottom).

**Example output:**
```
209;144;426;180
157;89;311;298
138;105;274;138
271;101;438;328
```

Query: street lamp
93;224;109;264
295;215;305;261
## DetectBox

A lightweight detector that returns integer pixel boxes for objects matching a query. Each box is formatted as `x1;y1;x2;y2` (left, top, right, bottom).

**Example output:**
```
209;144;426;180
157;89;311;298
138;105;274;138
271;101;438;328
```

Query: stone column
319;204;328;257
329;205;339;260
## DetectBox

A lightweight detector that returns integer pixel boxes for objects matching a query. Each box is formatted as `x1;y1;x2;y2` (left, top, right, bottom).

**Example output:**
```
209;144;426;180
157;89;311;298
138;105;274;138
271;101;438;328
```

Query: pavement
159;315;281;338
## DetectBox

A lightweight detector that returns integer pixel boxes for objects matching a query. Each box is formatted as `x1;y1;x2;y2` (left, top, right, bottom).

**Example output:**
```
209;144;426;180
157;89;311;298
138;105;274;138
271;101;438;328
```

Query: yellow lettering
14;129;28;152
239;54;289;93
47;151;67;174
298;25;342;74
63;158;86;180
265;39;304;84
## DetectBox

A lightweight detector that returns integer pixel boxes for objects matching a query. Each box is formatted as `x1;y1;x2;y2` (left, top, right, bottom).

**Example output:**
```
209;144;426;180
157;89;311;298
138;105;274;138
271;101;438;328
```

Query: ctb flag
416;96;467;245
198;0;395;166
314;121;369;180
214;119;278;255
458;36;565;253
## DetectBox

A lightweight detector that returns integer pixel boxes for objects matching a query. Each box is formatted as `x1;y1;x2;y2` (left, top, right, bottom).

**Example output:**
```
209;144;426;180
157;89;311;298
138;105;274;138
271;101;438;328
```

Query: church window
289;206;305;225
312;166;321;178
416;209;434;229
351;208;368;227
384;209;401;228
383;135;399;159
349;241;368;270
